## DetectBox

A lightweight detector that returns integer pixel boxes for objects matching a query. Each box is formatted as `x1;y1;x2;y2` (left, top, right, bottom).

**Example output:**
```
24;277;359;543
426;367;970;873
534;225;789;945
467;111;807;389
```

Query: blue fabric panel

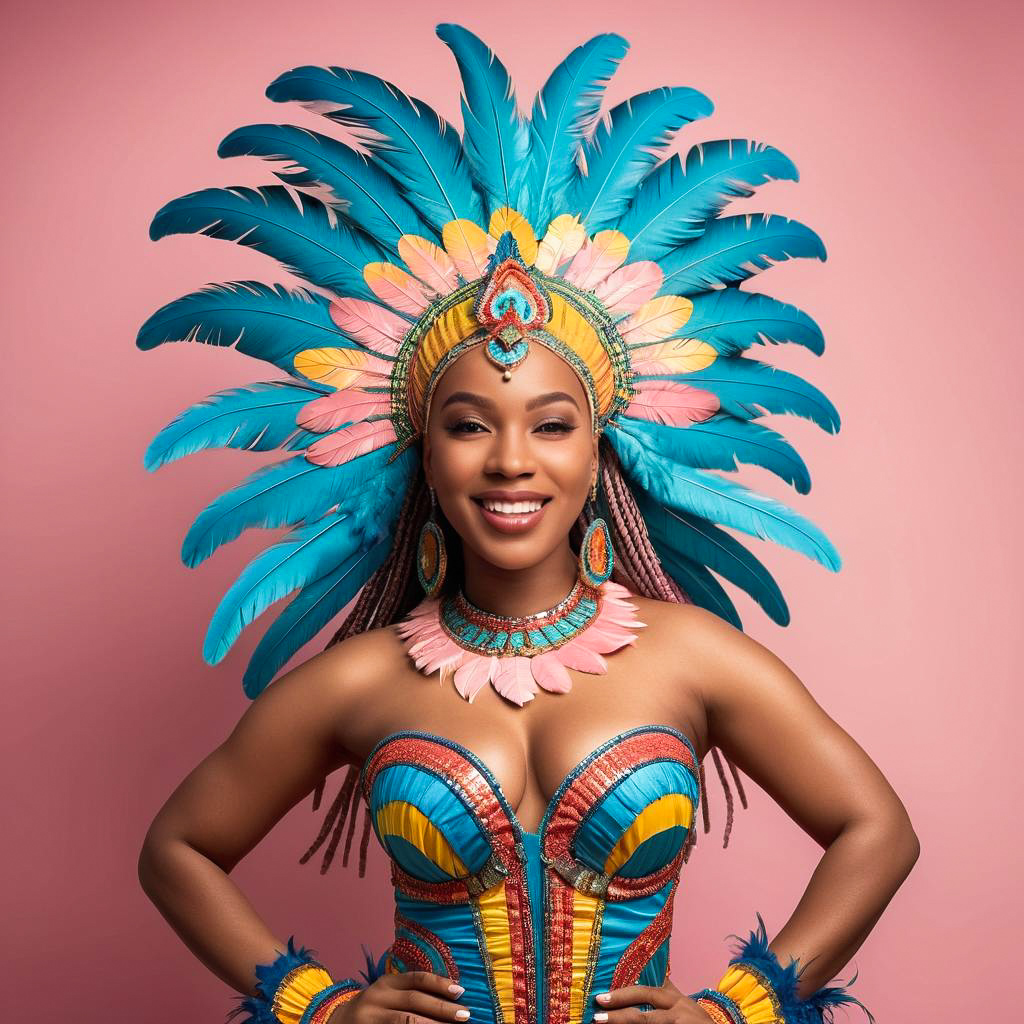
383;835;456;883
616;826;689;878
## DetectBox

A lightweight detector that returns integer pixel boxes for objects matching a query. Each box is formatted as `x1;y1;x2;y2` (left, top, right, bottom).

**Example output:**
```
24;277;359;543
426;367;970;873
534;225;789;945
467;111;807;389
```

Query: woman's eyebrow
440;390;581;411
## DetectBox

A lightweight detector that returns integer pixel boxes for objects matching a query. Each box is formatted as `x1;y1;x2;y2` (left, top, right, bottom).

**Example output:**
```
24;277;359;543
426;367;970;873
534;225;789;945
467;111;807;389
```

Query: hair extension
303;441;749;874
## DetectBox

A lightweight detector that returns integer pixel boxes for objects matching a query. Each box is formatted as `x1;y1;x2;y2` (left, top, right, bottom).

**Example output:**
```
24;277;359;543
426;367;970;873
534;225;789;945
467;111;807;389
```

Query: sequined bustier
359;724;700;1024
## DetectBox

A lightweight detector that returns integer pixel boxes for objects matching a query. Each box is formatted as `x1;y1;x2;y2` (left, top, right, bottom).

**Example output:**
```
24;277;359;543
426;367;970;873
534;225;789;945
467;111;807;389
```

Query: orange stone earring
580;473;613;587
417;486;447;598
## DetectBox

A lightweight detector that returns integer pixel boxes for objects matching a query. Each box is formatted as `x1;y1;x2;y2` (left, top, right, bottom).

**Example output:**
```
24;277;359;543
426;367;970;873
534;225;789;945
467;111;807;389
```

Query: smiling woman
136;21;915;1024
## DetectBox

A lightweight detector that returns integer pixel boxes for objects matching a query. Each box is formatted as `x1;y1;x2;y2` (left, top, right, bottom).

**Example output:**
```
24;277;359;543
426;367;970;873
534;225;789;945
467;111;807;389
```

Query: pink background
2;0;1019;1018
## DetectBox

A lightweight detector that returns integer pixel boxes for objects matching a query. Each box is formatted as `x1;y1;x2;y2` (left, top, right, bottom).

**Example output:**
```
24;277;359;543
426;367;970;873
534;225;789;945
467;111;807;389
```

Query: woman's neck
459;543;580;617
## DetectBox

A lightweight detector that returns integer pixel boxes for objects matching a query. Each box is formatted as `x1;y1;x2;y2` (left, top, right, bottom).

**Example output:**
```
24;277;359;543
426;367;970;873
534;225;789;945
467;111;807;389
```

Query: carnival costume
139;23;872;1024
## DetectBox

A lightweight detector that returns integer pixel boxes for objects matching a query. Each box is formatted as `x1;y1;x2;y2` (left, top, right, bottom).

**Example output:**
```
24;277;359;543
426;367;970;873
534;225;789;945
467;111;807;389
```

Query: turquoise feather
526;33;629;230
567;86;713;231
655;546;742;628
136;281;347;375
181;445;412;569
683;289;825;357
436;24;530;216
242;533;392;696
144;381;329;471
653;355;841;432
636;492;789;625
149;186;384;300
217;124;431;251
617;414;812;494
607;423;841;570
658;213;826;294
265;66;483;231
203;510;366;665
617;140;799;260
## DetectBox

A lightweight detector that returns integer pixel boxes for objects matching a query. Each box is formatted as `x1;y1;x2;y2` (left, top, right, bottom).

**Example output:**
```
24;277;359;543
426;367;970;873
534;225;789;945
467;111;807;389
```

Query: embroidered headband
138;23;841;697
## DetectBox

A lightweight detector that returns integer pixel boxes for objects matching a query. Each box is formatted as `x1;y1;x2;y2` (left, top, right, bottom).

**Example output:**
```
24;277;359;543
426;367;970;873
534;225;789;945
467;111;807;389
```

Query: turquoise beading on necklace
440;578;601;656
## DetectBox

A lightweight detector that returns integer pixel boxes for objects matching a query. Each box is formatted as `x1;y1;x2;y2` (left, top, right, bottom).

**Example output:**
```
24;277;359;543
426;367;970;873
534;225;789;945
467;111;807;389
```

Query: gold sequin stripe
609;875;680;990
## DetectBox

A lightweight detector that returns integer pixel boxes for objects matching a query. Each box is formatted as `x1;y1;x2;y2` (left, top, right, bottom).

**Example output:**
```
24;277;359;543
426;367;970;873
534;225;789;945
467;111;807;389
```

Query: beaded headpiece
138;24;840;704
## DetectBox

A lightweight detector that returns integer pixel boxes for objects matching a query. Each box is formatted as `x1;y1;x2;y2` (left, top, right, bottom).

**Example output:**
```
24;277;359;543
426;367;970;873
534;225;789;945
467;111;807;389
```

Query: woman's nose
484;429;536;478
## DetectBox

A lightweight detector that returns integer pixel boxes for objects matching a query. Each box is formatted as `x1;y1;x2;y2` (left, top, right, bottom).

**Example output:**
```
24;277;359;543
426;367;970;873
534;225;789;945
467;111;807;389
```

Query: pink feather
491;657;538;706
625;380;721;426
397;235;459;296
328;298;408;357
563;230;630;291
304;417;397;467
296;388;390;432
593;261;664;314
454;656;498;703
529;653;573;694
363;262;430;315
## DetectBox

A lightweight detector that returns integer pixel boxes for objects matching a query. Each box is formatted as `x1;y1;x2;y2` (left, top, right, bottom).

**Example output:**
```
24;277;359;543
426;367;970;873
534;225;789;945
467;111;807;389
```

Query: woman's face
423;343;599;573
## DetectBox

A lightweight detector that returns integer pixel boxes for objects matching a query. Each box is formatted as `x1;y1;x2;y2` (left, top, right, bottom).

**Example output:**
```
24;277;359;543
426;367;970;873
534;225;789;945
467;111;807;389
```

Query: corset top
360;724;700;1024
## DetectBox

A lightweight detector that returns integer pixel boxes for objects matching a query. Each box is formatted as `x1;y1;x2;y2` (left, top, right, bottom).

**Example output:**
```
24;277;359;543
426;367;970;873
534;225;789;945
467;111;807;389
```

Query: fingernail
595;1014;608;1022
449;984;465;997
595;993;611;1004
455;1011;470;1021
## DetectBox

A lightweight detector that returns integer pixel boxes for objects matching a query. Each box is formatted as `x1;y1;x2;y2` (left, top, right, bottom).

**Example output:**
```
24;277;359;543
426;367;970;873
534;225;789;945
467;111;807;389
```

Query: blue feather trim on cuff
725;913;876;1024
226;936;325;1024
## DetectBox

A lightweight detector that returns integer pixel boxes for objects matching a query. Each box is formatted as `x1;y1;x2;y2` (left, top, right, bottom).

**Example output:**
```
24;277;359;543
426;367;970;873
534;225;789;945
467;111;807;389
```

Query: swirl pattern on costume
360;724;700;1024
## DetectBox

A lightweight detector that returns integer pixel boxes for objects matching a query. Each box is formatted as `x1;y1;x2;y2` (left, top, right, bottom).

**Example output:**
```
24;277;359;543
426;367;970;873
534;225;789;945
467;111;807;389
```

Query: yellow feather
619;296;695;344
441;219;491;280
488;207;538;265
535;214;586;275
630;338;718;374
292;347;390;390
396;235;458;296
363;262;429;314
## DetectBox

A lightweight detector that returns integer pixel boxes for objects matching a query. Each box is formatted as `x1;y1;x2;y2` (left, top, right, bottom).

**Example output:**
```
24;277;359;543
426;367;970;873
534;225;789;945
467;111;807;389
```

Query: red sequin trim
394;912;461;982
610;876;679;989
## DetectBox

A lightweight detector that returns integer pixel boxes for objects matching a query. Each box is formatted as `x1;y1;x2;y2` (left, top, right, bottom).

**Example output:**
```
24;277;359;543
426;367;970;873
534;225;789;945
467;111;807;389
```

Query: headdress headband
138;24;840;698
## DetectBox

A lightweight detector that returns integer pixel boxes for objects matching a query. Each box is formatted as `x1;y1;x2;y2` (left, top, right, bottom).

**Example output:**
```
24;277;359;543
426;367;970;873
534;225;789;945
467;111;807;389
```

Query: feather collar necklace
395;578;645;706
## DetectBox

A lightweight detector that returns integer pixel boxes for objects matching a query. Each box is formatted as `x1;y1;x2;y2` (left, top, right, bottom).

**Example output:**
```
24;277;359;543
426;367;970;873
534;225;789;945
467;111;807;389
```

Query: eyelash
448;419;576;435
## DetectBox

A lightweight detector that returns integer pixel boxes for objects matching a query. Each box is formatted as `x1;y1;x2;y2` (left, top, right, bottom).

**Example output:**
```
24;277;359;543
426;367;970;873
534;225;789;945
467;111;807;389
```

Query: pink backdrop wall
3;0;1019;1018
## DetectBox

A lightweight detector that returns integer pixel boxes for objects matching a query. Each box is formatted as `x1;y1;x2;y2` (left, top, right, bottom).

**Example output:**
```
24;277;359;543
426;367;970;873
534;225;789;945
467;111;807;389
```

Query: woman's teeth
482;499;544;514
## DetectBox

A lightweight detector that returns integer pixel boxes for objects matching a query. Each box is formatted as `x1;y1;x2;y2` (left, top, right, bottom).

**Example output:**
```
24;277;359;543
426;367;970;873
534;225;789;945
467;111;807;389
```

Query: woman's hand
592;979;712;1023
329;971;471;1024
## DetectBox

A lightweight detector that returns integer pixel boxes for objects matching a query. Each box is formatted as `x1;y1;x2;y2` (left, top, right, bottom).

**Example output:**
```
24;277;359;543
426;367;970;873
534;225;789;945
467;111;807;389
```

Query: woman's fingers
367;971;469;1023
595;985;677;1011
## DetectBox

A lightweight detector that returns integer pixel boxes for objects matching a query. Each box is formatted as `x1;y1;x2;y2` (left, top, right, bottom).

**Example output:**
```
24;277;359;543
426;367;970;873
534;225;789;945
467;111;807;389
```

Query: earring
579;473;614;587
417;486;447;598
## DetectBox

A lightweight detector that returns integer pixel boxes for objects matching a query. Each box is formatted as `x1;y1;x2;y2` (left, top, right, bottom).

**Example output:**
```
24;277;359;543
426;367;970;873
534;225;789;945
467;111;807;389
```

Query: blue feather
607;424;841;570
144;380;329;471
526;33;629;230
136;281;349;375
181;445;413;569
645;355;840;432
684;289;825;357
567;86;713;231
635;492;789;625
204;510;367;665
436;24;530;216
266;65;483;231
618;414;811;493
149;185;384;300
657;546;742;627
242;533;394;697
658;213;826;294
217;124;431;251
617;140;799;260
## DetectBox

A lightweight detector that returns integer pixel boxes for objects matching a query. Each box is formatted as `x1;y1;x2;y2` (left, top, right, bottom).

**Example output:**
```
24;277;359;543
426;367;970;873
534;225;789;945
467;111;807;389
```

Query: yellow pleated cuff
272;964;336;1024
715;965;784;1024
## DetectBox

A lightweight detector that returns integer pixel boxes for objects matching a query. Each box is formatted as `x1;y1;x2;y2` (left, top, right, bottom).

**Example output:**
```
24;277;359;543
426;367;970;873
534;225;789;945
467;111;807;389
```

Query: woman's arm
688;606;920;996
137;636;376;994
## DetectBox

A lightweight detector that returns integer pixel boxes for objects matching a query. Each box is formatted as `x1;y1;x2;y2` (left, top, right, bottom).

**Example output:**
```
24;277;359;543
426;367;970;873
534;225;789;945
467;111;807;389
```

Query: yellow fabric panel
411;297;479;427
375;800;468;878
603;793;695;875
716;965;784;1024
488;207;538;265
476;881;516;1024
271;964;335;1024
545;293;614;418
568;889;601;1024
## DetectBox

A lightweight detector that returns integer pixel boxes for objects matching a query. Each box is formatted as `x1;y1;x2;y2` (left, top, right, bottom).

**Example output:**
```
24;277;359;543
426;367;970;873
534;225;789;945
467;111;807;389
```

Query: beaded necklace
395;577;645;706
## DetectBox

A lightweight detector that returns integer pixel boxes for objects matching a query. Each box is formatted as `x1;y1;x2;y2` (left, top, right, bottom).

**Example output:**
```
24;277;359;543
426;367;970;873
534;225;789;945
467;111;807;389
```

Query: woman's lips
473;498;550;534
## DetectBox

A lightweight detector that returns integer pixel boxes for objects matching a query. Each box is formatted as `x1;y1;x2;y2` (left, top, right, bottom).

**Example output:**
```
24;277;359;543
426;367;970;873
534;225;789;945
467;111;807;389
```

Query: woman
137;24;918;1024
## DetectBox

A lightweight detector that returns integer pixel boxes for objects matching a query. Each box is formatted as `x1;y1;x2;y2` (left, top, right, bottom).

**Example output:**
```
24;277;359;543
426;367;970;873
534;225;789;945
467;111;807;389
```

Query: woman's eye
449;419;487;434
536;419;575;434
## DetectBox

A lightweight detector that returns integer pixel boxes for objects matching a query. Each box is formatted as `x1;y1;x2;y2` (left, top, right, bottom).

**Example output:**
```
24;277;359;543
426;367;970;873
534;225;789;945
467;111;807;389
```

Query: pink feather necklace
394;577;646;707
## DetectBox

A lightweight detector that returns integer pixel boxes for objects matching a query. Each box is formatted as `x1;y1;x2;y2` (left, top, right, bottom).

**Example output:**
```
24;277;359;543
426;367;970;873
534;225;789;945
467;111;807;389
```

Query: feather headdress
139;23;838;705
